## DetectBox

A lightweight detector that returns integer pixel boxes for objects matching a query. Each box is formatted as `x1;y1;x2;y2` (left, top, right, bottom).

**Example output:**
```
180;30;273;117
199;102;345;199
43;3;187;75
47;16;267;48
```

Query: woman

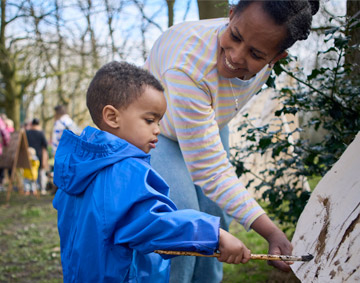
144;1;319;282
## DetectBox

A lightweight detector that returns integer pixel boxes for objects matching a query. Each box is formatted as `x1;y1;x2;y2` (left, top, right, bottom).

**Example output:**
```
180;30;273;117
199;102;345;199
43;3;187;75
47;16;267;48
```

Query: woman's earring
268;62;274;68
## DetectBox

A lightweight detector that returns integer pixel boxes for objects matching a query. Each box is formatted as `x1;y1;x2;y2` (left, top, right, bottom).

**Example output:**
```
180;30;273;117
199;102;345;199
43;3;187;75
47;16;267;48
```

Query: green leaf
334;36;349;50
259;137;272;150
266;74;276;88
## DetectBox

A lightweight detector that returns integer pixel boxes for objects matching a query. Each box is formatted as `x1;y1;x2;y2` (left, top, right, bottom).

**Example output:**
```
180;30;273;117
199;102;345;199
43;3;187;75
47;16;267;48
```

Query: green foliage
232;15;360;230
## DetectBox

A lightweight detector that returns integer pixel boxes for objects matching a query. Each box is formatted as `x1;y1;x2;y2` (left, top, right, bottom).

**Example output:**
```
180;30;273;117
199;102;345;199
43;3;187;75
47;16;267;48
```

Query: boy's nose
154;125;161;135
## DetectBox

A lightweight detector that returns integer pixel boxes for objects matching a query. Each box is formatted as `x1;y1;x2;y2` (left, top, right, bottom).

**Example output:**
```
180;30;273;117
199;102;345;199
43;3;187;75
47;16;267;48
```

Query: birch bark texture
291;133;360;282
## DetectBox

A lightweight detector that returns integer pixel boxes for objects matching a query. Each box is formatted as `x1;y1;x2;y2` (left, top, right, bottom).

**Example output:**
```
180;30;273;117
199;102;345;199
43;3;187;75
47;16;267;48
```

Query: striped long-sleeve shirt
144;18;272;230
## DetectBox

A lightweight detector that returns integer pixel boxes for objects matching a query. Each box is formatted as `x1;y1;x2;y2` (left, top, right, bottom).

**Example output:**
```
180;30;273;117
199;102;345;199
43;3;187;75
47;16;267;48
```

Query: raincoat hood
54;126;149;195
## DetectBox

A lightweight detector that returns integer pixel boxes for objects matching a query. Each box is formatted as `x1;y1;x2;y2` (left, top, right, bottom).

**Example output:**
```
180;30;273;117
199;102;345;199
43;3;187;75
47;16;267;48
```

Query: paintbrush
154;250;314;262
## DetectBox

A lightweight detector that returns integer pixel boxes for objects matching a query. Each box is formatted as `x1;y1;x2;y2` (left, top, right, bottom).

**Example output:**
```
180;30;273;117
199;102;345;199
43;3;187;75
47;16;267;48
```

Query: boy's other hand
217;228;251;264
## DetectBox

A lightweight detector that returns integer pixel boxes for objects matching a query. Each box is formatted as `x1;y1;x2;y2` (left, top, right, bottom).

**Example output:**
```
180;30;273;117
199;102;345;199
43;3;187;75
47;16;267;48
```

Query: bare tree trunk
346;0;360;77
55;0;65;103
197;0;228;20
166;0;175;27
0;0;21;129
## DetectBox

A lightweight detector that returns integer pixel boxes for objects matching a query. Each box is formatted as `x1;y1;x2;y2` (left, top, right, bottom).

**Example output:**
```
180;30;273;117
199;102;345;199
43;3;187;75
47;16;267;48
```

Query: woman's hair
233;0;320;52
86;61;164;127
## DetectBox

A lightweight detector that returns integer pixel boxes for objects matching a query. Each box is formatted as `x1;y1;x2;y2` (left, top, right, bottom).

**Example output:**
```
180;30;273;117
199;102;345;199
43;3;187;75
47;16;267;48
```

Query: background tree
0;0;50;129
166;0;175;27
197;0;228;19
0;0;348;157
0;0;167;133
345;0;360;77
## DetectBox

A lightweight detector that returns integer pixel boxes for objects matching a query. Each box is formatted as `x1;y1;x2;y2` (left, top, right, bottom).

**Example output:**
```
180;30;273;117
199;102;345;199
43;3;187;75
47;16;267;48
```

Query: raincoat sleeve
106;160;220;256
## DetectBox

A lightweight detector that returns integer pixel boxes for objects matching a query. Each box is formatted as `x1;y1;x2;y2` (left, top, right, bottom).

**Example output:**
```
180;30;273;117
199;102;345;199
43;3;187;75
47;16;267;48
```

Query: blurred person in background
51;105;80;155
1;113;14;133
26;118;49;195
0;114;11;191
0;114;10;157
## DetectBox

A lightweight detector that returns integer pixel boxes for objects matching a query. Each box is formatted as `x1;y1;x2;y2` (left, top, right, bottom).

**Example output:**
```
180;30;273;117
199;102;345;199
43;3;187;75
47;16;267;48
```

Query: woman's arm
250;214;293;271
161;69;293;271
161;68;265;230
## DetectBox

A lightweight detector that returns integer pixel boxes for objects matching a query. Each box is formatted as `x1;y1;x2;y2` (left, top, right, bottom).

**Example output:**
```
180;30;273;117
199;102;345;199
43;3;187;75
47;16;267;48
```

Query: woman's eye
251;52;261;60
230;31;241;42
145;119;153;124
251;51;263;60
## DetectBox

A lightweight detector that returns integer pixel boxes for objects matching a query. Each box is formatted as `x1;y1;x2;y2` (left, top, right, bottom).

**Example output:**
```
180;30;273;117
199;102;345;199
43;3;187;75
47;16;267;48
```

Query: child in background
23;147;40;196
53;61;251;282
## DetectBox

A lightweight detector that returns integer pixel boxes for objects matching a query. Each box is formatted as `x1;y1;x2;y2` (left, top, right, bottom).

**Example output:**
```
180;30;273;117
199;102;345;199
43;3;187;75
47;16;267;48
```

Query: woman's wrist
249;214;281;243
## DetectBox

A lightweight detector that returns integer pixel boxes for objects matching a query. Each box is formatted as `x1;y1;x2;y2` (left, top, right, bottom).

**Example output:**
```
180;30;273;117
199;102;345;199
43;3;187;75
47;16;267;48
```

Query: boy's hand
218;228;251;264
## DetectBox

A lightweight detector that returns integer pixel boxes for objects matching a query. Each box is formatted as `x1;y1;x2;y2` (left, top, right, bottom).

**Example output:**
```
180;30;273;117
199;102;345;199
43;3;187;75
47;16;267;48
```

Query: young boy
53;61;251;282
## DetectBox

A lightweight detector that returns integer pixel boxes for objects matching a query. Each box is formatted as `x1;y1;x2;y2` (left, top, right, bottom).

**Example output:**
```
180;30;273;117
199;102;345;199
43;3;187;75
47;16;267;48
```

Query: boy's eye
145;119;154;124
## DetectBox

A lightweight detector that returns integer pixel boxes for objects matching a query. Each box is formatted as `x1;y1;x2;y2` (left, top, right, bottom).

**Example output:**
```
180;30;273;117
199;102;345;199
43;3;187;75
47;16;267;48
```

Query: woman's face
217;2;287;80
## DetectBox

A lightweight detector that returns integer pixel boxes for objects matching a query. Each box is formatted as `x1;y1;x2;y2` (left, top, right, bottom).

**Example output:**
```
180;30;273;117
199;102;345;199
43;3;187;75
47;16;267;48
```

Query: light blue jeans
23;178;38;193
150;126;232;283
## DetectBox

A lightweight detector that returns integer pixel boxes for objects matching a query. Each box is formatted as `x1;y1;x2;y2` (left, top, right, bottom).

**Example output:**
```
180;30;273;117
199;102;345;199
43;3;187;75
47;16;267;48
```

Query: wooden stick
154;250;313;262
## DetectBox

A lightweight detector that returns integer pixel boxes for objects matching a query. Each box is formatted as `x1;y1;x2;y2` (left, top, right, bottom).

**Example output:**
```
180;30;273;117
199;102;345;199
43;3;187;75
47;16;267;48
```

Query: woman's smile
224;57;238;70
219;49;248;79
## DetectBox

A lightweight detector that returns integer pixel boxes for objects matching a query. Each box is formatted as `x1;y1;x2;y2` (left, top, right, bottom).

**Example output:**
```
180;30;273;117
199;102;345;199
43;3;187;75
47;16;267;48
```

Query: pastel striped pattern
144;18;272;230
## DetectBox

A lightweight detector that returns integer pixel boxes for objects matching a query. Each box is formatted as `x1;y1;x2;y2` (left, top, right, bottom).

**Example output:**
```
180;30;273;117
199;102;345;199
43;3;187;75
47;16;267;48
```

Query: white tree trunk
291;133;360;282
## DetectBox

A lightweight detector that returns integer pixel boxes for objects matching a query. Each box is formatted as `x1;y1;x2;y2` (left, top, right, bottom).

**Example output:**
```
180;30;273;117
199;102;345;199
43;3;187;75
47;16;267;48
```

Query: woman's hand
250;214;293;272
265;228;293;271
217;228;251;264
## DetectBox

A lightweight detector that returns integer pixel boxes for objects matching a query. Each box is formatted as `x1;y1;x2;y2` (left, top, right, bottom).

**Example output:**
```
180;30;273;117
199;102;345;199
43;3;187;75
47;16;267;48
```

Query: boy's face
115;86;167;153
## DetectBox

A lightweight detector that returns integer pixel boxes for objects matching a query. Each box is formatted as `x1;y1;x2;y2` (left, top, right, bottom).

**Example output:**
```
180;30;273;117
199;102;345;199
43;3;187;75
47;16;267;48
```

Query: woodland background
0;0;354;134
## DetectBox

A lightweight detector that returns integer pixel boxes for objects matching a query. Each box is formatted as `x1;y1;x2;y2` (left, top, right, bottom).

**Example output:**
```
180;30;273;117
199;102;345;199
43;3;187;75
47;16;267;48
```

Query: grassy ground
0;191;300;283
0;192;62;283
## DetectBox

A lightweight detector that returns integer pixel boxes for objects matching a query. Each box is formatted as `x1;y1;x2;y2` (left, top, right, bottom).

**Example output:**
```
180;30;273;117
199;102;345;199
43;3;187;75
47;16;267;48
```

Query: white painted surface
291;132;360;282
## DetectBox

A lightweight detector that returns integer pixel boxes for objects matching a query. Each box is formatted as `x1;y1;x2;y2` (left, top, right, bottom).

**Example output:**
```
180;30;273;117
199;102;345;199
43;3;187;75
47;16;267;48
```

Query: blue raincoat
53;126;220;282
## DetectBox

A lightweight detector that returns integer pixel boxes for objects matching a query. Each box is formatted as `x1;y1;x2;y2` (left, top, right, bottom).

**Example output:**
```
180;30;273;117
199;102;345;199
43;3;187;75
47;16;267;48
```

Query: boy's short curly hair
86;61;164;127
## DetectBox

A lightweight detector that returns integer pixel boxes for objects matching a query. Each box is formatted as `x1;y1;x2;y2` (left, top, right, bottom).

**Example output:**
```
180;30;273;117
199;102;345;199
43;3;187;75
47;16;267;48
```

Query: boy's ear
102;105;120;129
